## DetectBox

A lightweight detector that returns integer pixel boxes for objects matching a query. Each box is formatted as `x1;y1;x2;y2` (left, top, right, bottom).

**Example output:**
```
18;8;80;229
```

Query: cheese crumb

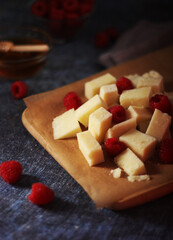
127;175;150;182
110;168;122;179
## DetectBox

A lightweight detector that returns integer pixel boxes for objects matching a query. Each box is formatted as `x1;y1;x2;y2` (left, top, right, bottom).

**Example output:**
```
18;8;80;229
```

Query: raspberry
28;182;54;205
116;76;133;94
31;0;48;17
63;0;79;12
104;137;127;157
94;32;110;49
0;160;22;184
149;94;172;114
10;81;28;99
105;27;119;41
63;91;82;110
108;105;126;124
49;7;65;20
158;139;173;164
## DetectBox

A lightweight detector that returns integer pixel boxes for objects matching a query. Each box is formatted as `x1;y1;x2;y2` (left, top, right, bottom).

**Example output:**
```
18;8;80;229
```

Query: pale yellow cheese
120;87;153;109
127;175;150;182
85;73;116;99
52;109;81;139
125;74;140;88
119;128;157;161
137;70;164;93
126;106;152;124
146;109;172;141
77;130;104;166
105;118;136;140
99;84;119;107
114;148;146;176
75;94;106;127
88;107;112;143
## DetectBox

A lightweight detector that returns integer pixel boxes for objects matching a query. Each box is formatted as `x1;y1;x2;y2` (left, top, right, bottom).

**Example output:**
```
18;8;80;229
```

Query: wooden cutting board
22;45;173;210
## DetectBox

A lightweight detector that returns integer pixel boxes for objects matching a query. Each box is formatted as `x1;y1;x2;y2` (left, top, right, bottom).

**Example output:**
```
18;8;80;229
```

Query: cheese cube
88;107;112;143
146;109;172;141
125;74;140;88
99;84;119;107
85;73;116;99
77;130;104;166
114;148;146;176
120;87;153;109
75;94;106;127
105;118;137;140
137;70;164;93
119;128;157;161
52;109;81;139
126;106;152;124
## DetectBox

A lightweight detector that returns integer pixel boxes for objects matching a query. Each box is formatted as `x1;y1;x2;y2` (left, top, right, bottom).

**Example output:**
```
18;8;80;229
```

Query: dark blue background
0;1;173;239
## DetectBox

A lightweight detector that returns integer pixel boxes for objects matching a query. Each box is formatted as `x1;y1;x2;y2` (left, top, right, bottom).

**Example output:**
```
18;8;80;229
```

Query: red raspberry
63;91;82;110
116;76;133;94
104;137;127;157
158;139;173;164
149;94;172;114
28;183;54;205
94;32;110;48
108;105;126;124
31;0;48;18
10;81;28;99
105;27;119;41
63;0;79;12
0;160;22;184
65;13;81;28
49;7;65;20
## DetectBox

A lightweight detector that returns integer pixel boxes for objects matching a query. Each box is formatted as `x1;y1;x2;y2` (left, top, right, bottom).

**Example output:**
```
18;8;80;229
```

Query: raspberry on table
31;0;48;17
0;160;22;184
105;27;119;41
94;32;110;49
116;76;134;94
158;139;173;164
63;91;82;110
104;137;127;157
10;81;28;99
108;105;126;124
149;94;172;114
28;182;54;205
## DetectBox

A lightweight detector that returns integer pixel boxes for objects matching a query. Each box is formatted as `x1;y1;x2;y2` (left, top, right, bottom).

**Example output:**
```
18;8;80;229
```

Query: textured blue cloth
1;1;173;239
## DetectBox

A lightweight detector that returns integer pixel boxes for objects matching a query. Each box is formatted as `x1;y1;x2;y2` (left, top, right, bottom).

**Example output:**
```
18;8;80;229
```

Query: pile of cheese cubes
52;71;172;181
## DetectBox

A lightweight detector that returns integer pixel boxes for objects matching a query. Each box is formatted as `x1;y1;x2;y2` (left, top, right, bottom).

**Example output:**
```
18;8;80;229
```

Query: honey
0;38;49;80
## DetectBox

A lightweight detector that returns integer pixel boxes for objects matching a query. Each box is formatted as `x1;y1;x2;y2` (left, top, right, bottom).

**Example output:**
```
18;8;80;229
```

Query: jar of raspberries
30;0;94;41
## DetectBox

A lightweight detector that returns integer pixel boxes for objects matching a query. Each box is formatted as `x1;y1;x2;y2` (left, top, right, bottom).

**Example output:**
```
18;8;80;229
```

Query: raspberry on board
149;94;172;114
104;137;127;157
116;76;134;94
31;0;48;17
28;182;54;205
0;160;22;184
63;91;82;110
94;32;110;49
10;81;28;99
159;139;173;164
108;105;126;124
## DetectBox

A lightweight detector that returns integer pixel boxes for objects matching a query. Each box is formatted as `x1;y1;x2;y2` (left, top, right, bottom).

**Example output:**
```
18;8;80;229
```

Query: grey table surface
1;1;173;239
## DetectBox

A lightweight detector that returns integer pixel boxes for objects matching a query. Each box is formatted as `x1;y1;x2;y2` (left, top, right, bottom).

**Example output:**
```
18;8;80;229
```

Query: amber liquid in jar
0;38;48;80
